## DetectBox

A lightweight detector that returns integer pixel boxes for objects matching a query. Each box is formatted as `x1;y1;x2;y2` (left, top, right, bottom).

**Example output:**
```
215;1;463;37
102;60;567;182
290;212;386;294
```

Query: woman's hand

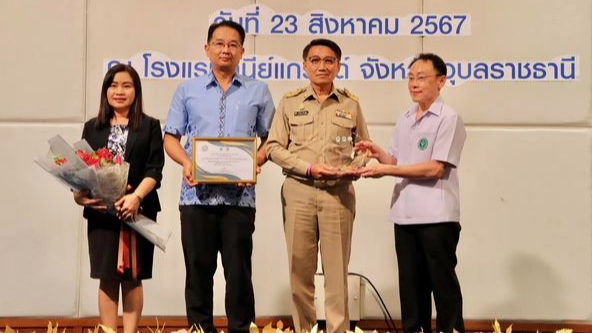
73;189;107;211
114;193;141;221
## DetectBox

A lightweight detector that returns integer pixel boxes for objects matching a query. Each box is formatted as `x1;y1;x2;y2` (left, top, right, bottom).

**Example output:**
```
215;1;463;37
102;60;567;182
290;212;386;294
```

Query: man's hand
310;163;340;180
337;167;362;181
354;140;384;160
358;164;392;178
183;161;199;187
236;165;261;188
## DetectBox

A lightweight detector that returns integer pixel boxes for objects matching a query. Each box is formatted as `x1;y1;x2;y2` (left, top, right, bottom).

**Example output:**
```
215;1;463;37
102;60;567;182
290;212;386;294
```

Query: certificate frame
191;137;257;184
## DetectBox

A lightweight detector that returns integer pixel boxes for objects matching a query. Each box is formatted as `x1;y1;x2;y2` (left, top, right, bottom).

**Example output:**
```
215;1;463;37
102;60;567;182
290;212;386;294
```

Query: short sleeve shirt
266;85;370;177
163;72;275;207
388;97;466;224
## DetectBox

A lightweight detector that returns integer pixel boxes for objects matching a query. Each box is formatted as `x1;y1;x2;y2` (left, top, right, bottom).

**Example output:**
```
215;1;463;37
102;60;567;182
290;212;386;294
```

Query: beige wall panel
256;0;422;125
250;163;293;316
423;0;591;125
352;126;592;320
142;161;187;315
86;0;254;122
7;123;591;320
0;1;85;122
0;125;83;316
349;125;401;318
459;128;592;319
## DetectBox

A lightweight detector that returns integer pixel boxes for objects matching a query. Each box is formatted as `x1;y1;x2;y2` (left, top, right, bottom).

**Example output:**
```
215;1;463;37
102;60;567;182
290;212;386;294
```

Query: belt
288;175;346;188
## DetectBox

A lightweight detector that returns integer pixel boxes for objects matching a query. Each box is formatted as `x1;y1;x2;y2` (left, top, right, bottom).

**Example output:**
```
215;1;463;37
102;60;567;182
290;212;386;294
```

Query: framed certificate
191;137;257;184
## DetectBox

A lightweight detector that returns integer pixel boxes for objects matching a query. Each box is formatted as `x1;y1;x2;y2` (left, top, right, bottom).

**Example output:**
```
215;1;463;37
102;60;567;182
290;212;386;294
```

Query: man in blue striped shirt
163;20;275;333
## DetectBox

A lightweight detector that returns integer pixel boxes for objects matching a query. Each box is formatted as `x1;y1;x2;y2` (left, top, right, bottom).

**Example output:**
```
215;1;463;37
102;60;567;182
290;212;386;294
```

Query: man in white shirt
355;53;466;333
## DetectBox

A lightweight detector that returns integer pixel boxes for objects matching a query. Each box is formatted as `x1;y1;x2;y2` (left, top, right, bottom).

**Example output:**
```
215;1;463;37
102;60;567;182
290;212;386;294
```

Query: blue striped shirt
164;72;275;207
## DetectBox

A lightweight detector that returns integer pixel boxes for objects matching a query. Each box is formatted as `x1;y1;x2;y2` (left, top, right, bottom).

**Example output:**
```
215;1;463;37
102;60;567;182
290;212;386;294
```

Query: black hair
207;20;246;45
302;39;342;61
409;53;448;76
97;64;144;131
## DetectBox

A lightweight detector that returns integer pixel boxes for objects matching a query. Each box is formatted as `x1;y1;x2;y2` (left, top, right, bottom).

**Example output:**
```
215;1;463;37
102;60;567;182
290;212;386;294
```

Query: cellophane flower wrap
36;135;171;252
75;146;129;207
35;135;129;208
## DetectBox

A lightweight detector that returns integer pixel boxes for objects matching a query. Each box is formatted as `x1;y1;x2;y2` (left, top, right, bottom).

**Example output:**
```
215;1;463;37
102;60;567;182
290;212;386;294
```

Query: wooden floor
1;317;591;333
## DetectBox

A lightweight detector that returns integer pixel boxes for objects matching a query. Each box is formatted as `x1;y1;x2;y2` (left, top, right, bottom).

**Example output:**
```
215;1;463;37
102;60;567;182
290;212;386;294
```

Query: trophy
332;131;371;177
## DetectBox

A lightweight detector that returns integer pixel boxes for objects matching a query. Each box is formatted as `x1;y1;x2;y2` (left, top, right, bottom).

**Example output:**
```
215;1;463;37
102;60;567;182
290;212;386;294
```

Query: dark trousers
394;222;465;333
180;205;256;333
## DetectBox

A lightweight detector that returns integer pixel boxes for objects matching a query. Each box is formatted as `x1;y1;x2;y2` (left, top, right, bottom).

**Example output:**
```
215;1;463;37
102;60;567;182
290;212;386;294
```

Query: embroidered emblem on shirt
335;109;352;119
339;88;359;101
418;138;429;150
286;87;306;97
294;110;309;116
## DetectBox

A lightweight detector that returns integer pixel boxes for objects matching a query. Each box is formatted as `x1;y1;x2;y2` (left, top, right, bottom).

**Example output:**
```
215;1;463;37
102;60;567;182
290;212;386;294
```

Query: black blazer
81;115;165;220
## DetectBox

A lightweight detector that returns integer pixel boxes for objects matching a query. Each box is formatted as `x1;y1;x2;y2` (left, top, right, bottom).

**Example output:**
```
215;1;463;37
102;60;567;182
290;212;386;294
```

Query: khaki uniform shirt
267;85;370;179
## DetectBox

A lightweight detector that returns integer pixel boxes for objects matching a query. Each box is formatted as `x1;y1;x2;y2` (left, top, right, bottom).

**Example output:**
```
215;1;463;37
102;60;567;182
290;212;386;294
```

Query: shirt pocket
331;116;355;141
289;114;314;144
410;131;437;163
232;101;258;136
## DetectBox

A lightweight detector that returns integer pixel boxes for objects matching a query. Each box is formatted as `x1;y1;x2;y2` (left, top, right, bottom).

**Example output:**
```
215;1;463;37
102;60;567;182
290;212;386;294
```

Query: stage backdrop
0;0;590;321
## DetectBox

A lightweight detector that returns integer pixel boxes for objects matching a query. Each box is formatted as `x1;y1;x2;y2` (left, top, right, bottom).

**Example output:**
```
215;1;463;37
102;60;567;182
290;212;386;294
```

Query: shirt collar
205;72;244;89
405;96;445;118
302;84;341;102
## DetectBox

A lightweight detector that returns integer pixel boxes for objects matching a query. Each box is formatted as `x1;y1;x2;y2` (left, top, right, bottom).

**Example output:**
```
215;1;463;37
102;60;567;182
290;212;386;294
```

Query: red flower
74;148;120;168
53;156;67;166
96;148;112;161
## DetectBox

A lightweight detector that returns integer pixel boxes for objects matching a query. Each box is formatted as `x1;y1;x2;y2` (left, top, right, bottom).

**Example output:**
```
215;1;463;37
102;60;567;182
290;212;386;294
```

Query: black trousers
394;222;465;333
180;205;256;333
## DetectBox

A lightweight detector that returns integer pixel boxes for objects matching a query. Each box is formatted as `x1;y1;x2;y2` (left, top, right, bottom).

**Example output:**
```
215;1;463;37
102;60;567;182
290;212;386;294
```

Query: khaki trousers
281;177;356;333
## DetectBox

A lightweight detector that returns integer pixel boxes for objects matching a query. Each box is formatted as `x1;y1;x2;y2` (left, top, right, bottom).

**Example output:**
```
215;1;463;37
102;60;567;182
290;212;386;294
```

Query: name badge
294;110;309;116
335;109;352;119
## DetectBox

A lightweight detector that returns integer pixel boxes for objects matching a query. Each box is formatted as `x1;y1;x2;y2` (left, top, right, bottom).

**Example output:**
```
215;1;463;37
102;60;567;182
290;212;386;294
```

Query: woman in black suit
73;64;164;333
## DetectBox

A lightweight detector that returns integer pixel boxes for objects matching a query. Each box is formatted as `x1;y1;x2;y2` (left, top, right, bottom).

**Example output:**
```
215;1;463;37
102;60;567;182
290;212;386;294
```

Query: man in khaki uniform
266;39;370;333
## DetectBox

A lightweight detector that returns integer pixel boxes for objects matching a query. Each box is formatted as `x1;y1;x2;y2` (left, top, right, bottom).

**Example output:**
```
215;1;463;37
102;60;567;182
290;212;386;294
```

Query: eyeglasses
210;41;242;51
307;56;338;68
407;74;443;83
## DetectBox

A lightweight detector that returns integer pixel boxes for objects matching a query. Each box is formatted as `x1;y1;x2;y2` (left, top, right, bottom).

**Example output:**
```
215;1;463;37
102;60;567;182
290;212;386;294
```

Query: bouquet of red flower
36;135;129;207
74;147;124;168
73;146;129;206
36;135;171;251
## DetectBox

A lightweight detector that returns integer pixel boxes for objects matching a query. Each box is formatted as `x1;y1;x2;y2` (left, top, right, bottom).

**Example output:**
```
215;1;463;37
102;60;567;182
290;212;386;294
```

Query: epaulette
285;86;307;98
339;88;359;102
